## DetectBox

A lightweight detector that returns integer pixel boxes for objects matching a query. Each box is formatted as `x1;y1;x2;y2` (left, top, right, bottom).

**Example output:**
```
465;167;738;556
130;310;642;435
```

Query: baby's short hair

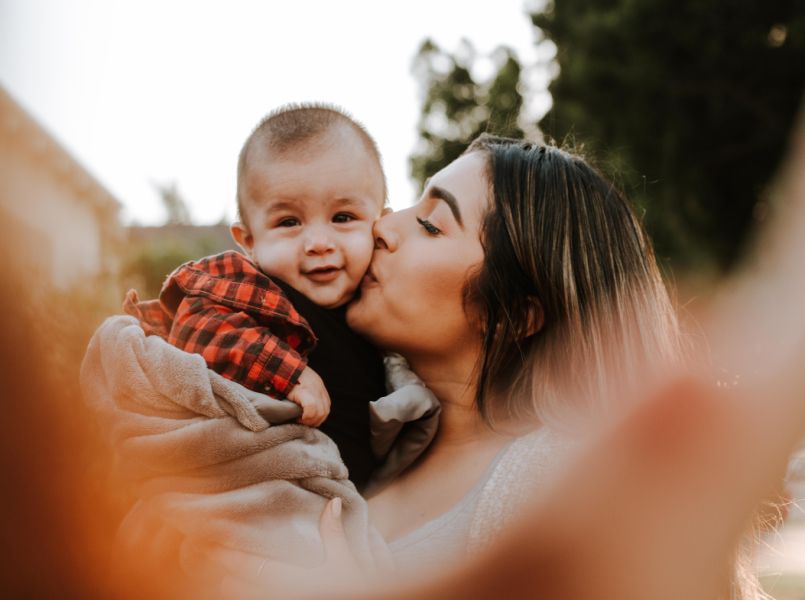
236;103;386;223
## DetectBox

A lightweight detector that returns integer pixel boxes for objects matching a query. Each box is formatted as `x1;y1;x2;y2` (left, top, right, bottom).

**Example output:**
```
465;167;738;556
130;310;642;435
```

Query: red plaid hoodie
123;251;317;398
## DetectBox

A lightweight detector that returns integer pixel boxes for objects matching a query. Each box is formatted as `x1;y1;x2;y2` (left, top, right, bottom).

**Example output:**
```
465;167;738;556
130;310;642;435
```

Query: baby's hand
287;366;331;427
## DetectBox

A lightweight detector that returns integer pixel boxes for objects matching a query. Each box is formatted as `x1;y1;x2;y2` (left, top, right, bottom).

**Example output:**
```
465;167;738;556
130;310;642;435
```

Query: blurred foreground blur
0;87;142;598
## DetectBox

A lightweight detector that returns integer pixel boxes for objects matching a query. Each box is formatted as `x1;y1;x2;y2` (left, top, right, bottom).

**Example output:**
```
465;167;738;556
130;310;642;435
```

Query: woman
88;124;789;600
349;134;683;569
222;131;792;599
215;134;690;594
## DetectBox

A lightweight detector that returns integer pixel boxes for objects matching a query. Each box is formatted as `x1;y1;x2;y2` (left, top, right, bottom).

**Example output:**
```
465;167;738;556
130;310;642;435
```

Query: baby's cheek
345;228;376;273
254;240;299;281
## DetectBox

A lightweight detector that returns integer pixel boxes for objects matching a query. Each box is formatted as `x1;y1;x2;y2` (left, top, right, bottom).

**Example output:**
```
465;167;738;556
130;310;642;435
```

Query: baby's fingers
298;403;315;426
299;400;327;427
300;396;330;426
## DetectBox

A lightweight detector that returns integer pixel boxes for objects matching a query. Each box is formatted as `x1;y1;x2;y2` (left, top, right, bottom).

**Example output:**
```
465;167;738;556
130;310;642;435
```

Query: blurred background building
0;86;122;291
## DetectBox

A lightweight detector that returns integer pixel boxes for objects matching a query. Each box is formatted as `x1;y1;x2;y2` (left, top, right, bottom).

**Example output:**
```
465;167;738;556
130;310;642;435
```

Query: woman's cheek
393;259;463;333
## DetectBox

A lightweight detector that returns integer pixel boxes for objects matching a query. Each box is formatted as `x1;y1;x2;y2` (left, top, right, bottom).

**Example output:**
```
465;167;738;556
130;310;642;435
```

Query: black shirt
273;279;386;491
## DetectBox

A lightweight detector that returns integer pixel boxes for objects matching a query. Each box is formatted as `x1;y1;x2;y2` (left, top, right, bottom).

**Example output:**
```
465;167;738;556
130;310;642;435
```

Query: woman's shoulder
468;427;570;553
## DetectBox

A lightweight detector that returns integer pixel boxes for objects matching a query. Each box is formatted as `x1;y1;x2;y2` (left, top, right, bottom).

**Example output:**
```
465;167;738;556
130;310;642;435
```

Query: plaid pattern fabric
123;251;317;397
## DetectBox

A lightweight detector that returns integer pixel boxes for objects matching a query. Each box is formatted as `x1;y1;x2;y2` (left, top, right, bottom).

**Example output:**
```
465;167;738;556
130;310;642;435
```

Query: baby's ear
230;222;254;256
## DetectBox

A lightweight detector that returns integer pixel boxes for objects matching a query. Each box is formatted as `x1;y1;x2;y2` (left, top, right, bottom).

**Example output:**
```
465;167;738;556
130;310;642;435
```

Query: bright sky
0;0;554;225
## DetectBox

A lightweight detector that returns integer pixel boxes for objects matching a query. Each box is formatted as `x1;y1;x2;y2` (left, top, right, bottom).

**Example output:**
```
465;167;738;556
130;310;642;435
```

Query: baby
124;104;388;489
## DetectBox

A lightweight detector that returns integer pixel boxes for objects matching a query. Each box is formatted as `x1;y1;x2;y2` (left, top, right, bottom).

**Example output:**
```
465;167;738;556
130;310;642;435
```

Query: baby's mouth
304;266;342;283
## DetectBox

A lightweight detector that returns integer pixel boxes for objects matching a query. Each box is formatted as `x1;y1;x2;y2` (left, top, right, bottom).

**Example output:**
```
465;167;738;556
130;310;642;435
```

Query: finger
368;528;395;574
307;402;327;427
320;497;353;562
310;409;326;427
300;402;317;426
219;574;268;600
178;539;237;582
208;545;265;579
313;408;327;427
211;544;309;588
320;497;343;535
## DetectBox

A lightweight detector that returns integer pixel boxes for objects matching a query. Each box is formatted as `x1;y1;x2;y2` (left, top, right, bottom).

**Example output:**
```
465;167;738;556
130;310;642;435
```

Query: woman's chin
347;288;389;346
345;292;370;331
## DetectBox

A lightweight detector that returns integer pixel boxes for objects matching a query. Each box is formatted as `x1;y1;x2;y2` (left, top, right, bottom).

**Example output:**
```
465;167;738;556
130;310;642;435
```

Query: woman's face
346;152;489;360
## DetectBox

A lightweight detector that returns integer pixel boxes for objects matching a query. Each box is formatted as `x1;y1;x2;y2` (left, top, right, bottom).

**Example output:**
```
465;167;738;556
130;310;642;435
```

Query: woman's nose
372;210;400;252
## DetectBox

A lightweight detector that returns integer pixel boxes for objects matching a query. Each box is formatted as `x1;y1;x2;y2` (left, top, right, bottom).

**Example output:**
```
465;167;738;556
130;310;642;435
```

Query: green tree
410;39;526;191
120;183;225;298
122;240;197;298
532;0;805;271
155;181;192;225
121;224;236;298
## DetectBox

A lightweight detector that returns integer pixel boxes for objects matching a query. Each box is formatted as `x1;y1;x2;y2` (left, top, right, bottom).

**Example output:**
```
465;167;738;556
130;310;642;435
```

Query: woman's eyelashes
416;216;442;236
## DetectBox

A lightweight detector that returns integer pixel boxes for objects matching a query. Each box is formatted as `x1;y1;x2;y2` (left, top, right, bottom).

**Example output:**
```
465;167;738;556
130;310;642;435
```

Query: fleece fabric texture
80;316;439;580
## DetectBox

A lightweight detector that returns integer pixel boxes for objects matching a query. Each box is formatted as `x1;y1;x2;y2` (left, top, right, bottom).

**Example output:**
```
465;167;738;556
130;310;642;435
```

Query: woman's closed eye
416;216;442;236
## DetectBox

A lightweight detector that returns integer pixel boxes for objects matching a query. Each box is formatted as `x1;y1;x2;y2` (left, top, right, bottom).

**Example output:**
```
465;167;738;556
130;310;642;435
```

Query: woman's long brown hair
464;135;682;426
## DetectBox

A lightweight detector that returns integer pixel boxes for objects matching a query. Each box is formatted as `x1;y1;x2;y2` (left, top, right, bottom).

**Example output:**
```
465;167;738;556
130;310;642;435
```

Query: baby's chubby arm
169;295;311;400
286;365;331;427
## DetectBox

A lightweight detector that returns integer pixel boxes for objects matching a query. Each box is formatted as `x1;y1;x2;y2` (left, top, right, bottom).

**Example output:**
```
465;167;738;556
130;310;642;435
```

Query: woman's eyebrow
427;185;464;229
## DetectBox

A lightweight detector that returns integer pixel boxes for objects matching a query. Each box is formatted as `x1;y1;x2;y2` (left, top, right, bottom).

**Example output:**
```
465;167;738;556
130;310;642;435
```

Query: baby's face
234;129;385;308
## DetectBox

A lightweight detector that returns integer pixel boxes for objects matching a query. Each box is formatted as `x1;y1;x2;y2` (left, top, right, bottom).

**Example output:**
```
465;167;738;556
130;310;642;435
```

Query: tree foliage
122;184;235;298
410;39;526;191
121;224;236;298
155;181;193;225
533;0;805;271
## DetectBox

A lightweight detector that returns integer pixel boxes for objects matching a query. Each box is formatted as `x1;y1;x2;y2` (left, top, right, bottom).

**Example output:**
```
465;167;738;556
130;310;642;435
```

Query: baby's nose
304;227;336;254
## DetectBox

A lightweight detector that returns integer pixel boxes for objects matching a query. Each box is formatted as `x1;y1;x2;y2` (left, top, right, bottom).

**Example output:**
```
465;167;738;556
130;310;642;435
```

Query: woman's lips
304;266;341;283
361;267;379;288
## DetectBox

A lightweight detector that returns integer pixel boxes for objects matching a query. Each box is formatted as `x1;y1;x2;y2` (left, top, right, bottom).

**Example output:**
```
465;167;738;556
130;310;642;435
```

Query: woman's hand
211;498;392;599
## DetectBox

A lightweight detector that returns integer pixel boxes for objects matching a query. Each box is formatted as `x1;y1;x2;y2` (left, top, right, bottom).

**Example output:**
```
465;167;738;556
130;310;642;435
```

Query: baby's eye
333;212;357;223
277;217;300;228
416;216;442;236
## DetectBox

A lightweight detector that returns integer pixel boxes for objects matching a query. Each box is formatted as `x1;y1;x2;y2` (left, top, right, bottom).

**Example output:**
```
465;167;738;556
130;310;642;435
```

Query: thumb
320;497;352;561
369;528;395;574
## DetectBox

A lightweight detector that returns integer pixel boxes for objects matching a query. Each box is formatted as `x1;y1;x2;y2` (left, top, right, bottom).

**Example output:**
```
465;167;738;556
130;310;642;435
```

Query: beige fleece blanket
81;315;408;581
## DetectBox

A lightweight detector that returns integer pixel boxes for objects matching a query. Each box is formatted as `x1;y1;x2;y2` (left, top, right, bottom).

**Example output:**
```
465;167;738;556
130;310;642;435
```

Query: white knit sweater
388;427;566;572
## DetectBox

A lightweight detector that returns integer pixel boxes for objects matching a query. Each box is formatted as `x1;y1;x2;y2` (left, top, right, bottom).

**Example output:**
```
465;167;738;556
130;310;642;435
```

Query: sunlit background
0;0;551;223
